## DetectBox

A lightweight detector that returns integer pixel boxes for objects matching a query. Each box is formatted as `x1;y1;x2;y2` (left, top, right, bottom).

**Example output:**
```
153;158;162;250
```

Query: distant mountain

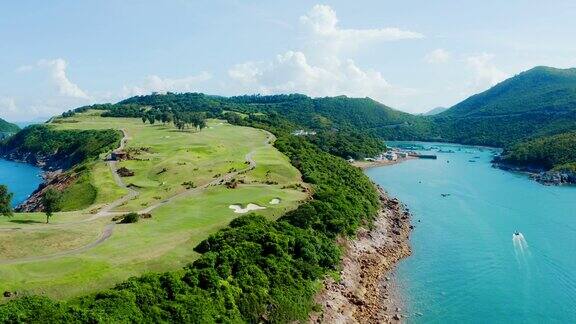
422;106;447;116
441;66;576;118
430;66;576;147
0;117;19;135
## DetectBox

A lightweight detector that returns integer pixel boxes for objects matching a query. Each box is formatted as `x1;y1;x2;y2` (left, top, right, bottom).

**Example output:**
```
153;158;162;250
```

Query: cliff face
15;171;76;212
0;149;68;171
0;125;121;171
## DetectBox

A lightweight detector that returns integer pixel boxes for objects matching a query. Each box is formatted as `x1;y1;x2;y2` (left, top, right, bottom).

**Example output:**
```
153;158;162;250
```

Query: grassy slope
0;111;307;299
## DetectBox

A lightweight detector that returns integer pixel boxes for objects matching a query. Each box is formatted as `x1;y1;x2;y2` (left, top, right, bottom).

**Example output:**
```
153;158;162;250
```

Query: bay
0;159;43;207
366;142;576;323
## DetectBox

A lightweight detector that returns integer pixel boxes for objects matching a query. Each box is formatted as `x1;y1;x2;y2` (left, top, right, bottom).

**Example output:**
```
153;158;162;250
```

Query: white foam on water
513;233;531;270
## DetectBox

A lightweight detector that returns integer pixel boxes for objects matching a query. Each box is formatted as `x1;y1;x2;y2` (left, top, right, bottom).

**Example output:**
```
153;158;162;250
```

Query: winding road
0;128;274;264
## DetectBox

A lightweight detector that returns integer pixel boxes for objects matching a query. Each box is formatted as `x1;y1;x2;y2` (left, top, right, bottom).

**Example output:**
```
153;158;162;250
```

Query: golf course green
0;110;308;299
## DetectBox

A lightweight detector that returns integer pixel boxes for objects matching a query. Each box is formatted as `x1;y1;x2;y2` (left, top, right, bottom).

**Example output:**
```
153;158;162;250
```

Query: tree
197;118;207;131
0;185;13;217
42;188;61;224
147;113;156;125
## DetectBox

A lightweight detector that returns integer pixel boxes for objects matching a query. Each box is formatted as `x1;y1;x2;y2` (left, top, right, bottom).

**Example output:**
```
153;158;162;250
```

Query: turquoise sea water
366;142;576;323
0;159;42;207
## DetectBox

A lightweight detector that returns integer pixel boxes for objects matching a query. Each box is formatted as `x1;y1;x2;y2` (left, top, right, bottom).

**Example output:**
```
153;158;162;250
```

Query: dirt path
93;129;139;218
0;129;274;263
0;224;114;265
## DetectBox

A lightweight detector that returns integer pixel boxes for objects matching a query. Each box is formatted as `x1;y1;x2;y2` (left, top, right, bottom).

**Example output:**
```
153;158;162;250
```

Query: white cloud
300;4;423;54
229;51;391;99
228;4;422;103
122;72;212;97
425;49;451;64
466;53;508;91
37;58;90;99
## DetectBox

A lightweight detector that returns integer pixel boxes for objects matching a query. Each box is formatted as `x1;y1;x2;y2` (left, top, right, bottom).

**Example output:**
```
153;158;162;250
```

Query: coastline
310;186;413;323
0;153;64;212
492;161;576;186
352;156;415;170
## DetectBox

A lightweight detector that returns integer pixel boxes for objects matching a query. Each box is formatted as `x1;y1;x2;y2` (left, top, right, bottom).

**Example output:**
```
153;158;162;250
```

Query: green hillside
0;117;19;135
117;93;432;149
66;75;576;170
441;66;576;118
429;66;576;171
498;132;576;172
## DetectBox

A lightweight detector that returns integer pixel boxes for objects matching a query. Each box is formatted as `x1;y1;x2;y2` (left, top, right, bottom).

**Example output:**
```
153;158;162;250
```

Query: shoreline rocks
492;162;576;186
1;149;80;212
15;170;70;212
310;186;412;323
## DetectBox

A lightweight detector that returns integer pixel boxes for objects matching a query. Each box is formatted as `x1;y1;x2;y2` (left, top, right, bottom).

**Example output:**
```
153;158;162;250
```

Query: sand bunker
269;198;281;205
229;203;266;214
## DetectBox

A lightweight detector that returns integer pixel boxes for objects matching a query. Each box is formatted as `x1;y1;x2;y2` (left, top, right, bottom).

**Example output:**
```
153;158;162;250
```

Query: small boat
441;193;450;197
514;231;521;236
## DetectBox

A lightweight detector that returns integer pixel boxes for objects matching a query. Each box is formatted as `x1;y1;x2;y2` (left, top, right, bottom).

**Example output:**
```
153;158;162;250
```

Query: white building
292;129;317;136
384;152;398;161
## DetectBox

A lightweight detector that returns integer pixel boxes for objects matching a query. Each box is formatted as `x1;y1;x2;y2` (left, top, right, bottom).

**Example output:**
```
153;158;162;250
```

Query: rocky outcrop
310;187;412;323
0;149;70;171
15;171;74;212
530;170;576;185
493;161;576;185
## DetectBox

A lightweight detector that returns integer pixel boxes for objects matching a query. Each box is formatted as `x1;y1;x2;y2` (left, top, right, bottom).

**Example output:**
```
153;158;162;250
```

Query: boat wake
513;232;531;268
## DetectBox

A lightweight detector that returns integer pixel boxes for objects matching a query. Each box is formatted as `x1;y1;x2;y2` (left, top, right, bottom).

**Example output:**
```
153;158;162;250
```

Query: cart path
0;224;114;265
0;130;274;264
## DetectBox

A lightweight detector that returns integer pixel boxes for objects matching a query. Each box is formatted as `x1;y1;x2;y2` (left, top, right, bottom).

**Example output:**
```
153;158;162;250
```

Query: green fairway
0;111;307;299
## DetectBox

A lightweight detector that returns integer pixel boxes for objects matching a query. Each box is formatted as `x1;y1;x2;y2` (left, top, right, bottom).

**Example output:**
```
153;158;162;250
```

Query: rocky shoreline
493;162;576;186
0;151;70;212
15;170;72;212
310;187;412;323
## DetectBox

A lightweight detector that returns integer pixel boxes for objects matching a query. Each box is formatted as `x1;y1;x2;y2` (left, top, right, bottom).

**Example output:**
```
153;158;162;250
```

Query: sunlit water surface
0;158;42;207
366;142;576;323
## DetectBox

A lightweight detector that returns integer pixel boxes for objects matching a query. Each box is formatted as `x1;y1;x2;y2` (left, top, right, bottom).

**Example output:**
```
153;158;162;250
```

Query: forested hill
440;66;576;118
428;66;576;147
119;93;433;141
0;117;19;134
497;132;576;172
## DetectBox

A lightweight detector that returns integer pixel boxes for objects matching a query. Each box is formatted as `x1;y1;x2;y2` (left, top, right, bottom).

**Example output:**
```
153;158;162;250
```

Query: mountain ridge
0;117;19;135
439;66;576;118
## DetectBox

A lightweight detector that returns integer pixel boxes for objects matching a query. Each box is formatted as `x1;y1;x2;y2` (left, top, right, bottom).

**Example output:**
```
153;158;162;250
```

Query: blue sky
1;0;575;121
